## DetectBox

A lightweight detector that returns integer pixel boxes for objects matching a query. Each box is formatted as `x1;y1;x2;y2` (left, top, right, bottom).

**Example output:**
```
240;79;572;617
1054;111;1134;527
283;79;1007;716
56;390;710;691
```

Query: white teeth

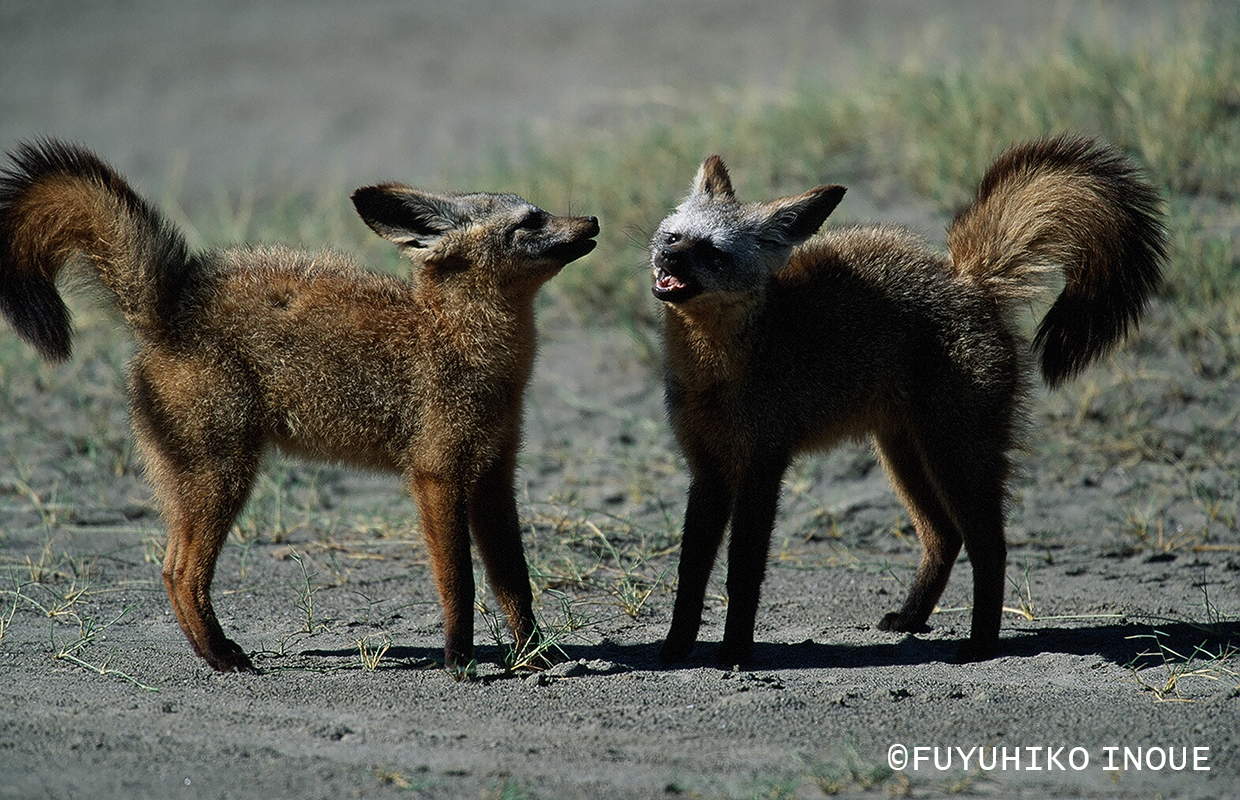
656;269;687;291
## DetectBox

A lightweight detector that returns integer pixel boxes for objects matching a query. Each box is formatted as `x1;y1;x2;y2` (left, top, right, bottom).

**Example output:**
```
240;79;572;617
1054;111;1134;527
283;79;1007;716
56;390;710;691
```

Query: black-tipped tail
948;135;1167;387
0;138;193;361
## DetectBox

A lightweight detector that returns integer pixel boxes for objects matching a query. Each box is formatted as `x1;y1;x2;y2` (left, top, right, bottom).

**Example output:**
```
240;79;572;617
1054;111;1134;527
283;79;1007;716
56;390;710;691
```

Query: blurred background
2;0;1236;331
1;0;1220;195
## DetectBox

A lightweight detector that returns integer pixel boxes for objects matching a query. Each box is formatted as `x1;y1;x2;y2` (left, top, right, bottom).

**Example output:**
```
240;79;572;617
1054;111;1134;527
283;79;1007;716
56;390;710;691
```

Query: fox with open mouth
650;135;1166;666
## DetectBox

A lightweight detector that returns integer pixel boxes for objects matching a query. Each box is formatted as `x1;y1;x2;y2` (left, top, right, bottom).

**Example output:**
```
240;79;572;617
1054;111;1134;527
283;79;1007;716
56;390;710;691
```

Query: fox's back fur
652;135;1165;666
666;223;1027;477
0;139;599;672
127;246;536;475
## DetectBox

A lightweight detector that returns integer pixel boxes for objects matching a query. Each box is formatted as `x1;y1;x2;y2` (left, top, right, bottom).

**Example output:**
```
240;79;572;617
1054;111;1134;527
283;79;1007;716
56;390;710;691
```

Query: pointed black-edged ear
351;184;467;250
691;155;735;200
757;184;846;248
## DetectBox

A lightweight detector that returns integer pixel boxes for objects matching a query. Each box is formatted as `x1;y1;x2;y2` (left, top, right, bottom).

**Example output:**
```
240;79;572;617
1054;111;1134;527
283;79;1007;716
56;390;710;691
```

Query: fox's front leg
660;468;734;664
716;461;787;668
469;450;552;667
411;474;475;672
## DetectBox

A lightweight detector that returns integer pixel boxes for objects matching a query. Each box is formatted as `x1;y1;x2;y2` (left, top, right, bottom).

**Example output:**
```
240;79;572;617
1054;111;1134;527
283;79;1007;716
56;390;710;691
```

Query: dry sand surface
2;2;1238;798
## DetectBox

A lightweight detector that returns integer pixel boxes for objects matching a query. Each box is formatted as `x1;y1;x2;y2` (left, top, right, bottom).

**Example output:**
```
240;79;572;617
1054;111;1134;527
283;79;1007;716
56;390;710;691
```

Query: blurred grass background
139;13;1240;347
457;15;1239;334
6;11;1236;410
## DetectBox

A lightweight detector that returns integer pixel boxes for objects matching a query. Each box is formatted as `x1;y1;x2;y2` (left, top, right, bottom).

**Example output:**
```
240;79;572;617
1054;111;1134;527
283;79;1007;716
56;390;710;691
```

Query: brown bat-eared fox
0;139;599;673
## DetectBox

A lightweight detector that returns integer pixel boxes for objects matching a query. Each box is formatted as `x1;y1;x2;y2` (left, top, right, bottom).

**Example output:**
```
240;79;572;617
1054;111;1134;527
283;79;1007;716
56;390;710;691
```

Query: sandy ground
2;2;1239;799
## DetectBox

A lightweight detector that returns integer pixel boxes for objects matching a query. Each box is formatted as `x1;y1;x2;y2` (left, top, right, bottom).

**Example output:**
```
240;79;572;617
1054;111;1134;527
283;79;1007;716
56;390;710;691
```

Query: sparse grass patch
0;549;159;690
521;501;679;623
354;631;392;671
1004;558;1039;622
477;587;584;673
0;570;24;641
374;764;439;793
286;547;326;635
801;746;897;795
48;603;160;692
484;779;541;800
1126;582;1240;700
1127;633;1239;701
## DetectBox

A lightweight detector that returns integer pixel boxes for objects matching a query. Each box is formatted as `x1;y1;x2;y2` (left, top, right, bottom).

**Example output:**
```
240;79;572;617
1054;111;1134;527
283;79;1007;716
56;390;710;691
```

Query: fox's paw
953;638;998;664
877;612;931;634
714;638;753;670
442;645;477;681
202;639;258;673
659;636;696;665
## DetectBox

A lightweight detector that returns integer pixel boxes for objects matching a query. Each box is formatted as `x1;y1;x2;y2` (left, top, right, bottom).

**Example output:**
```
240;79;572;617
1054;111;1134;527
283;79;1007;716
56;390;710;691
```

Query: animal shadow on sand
287;620;1240;675
625;621;1240;672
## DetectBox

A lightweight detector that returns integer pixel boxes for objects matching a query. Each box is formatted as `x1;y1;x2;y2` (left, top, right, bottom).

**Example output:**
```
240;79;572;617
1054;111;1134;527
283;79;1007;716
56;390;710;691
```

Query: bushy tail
0;139;194;361
946;134;1167;387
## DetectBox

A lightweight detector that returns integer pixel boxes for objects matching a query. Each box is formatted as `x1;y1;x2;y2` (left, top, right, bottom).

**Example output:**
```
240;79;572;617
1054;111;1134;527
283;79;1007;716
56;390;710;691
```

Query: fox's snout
651;233;707;303
559;213;600;238
545;214;600;265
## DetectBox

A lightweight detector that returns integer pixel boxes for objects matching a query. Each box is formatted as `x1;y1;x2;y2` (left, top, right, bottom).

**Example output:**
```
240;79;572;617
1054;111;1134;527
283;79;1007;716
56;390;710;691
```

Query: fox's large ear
351;184;467;250
756;184;846;248
691;155;735;201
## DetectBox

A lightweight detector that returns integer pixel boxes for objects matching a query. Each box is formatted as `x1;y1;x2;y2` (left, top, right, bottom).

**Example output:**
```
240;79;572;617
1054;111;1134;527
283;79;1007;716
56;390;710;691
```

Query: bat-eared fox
0;139;598;672
650;135;1165;666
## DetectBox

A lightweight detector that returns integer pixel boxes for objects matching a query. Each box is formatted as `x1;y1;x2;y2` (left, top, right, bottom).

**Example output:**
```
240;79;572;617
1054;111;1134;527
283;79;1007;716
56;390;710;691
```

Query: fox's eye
664;232;681;246
517;210;545;230
698;242;729;269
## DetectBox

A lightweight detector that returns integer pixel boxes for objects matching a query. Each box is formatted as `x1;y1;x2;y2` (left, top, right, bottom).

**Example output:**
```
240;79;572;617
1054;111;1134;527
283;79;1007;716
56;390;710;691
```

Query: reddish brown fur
652;136;1165;666
0;139;598;672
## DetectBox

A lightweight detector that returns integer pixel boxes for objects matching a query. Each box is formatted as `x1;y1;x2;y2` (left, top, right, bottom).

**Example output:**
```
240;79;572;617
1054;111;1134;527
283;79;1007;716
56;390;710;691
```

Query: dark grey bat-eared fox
650;135;1166;666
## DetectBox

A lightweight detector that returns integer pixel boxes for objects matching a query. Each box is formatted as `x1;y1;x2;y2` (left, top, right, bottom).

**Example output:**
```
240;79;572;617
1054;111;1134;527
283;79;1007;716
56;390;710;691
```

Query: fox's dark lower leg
412;474;475;671
158;468;259;673
954;537;1006;662
942;462;1008;663
661;473;733;663
162;528;253;672
716;462;786;667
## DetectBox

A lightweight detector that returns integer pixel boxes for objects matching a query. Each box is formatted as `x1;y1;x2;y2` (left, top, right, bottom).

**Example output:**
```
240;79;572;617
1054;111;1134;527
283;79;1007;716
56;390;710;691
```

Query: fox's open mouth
652;265;700;303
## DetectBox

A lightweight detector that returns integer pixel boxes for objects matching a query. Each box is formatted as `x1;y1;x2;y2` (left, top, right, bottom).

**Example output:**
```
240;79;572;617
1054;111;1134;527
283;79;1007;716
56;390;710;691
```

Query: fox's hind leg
878;419;1010;662
469;448;546;666
661;460;735;664
157;471;259;672
874;429;964;635
131;360;262;672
